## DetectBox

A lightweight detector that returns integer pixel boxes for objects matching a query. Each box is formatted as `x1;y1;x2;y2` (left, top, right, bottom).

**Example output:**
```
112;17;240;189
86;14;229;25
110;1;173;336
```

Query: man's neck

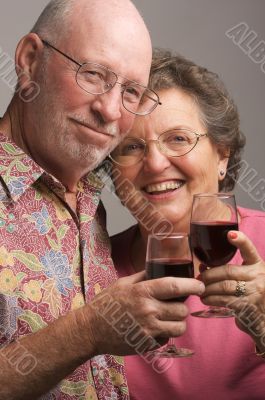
65;191;77;213
0;111;12;139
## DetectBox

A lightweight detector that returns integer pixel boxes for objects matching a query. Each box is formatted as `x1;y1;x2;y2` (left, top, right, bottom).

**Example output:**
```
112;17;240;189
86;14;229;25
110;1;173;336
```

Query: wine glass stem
167;337;175;348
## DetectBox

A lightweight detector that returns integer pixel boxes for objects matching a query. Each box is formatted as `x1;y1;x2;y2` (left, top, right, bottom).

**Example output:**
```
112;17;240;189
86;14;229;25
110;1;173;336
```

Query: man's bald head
31;0;152;86
32;0;150;49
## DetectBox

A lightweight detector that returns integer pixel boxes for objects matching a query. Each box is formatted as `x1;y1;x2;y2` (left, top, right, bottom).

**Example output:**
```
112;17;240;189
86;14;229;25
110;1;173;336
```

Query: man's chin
84;149;110;172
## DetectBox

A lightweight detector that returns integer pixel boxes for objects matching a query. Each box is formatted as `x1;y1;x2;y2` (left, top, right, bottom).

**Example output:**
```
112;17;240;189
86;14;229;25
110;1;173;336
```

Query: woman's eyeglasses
110;129;208;166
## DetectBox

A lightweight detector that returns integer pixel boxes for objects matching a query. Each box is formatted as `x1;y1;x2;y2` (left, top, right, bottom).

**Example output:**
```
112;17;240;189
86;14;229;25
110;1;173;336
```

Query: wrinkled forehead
129;89;204;138
65;1;152;85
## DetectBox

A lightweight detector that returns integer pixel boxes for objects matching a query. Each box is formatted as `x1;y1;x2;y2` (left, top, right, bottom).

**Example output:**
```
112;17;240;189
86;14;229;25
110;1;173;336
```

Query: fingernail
228;231;238;239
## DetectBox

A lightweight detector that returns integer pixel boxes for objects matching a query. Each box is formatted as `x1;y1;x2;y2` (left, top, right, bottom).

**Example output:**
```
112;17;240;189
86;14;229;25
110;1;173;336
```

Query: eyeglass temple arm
144;91;162;105
41;39;82;68
194;132;208;139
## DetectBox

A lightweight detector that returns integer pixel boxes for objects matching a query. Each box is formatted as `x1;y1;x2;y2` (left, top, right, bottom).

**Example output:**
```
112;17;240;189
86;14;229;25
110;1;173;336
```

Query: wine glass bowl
190;193;238;317
146;233;195;357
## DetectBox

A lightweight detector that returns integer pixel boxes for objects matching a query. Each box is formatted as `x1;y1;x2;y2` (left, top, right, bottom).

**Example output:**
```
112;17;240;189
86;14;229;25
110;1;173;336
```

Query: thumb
227;230;261;265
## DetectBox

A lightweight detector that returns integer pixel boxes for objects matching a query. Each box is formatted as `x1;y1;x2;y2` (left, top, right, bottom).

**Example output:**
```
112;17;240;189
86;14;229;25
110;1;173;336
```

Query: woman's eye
173;135;186;142
121;143;144;154
167;134;188;143
163;130;194;145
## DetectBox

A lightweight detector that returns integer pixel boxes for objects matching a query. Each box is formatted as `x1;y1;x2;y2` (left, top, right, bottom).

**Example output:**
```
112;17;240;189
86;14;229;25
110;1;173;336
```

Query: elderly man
0;0;204;399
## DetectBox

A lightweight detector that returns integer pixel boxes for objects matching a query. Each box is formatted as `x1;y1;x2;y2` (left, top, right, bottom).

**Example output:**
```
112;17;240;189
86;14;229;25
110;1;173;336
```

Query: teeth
145;181;183;193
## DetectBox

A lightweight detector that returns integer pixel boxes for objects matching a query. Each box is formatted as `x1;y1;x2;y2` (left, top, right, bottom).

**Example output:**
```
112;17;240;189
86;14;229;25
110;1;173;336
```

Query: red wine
146;258;194;302
190;221;238;267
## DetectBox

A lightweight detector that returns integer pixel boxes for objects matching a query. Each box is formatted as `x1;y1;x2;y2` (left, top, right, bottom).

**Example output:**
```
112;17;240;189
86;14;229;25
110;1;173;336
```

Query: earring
220;170;225;177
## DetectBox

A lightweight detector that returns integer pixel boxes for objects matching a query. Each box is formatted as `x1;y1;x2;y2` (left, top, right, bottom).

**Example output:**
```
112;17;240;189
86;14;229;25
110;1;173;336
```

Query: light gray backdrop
1;0;264;235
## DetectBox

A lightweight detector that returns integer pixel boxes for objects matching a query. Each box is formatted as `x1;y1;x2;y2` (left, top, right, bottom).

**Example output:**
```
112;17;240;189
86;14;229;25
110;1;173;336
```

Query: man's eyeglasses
110;129;208;166
41;39;161;116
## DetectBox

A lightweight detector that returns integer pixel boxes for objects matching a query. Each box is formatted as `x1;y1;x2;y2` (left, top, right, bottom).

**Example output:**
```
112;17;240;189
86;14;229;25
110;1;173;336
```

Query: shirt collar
0;133;43;202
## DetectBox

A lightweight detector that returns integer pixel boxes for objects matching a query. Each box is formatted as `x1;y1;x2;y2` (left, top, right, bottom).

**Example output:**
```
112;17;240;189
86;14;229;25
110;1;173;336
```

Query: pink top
111;207;265;400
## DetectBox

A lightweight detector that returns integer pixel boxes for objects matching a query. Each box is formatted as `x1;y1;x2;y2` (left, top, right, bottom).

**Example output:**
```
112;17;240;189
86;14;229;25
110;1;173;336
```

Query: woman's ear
217;148;230;181
15;33;43;92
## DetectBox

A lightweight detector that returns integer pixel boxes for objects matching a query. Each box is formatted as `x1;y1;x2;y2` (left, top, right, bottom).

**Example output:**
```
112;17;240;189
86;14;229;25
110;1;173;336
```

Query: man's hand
0;271;204;400
81;271;205;356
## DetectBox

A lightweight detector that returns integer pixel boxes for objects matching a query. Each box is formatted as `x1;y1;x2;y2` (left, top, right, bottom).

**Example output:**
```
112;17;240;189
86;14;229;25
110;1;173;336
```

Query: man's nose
90;85;123;122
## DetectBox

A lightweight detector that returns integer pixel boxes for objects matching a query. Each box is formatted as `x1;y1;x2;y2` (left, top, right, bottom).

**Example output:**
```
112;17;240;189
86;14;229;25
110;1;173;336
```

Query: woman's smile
142;179;185;200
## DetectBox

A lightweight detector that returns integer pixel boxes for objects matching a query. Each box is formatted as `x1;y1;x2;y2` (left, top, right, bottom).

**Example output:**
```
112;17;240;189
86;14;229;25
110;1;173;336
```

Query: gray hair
150;48;246;192
31;0;75;44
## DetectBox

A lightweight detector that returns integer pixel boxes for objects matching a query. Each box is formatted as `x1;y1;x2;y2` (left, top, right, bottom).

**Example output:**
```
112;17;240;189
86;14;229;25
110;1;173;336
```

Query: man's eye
123;86;142;102
81;70;105;81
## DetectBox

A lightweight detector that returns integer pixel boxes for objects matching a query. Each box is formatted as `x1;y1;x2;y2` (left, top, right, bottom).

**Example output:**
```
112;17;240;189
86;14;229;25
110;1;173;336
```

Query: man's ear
15;33;43;91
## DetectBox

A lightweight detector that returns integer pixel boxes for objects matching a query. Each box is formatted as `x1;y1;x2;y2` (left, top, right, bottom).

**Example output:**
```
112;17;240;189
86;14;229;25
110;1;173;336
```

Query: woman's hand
200;231;265;351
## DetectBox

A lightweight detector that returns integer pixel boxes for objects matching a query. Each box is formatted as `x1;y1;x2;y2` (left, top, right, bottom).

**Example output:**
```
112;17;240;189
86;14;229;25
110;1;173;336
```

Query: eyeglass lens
41;39;160;116
111;129;199;165
76;63;158;115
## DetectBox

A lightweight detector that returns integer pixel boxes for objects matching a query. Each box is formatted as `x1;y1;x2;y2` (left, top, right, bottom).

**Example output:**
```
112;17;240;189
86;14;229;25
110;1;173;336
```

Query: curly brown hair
149;49;246;191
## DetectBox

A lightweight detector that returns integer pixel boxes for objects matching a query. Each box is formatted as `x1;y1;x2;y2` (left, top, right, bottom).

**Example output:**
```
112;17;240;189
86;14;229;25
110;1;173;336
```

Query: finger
155;320;187;338
203;278;261;298
155;300;189;321
145;277;205;301
201;294;234;308
201;279;237;297
201;264;251;284
227;230;262;265
202;293;257;314
119;271;146;285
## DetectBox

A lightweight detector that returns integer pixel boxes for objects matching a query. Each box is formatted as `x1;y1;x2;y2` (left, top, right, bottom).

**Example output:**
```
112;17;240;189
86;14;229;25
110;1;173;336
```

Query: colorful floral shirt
0;133;129;399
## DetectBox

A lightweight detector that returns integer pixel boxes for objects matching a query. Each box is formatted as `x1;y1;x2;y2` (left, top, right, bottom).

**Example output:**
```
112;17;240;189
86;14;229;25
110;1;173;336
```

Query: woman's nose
143;140;171;174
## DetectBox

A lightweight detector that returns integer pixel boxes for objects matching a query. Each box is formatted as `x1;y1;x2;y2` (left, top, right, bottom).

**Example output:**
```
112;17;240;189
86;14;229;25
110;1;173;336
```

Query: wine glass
146;233;194;357
190;193;238;318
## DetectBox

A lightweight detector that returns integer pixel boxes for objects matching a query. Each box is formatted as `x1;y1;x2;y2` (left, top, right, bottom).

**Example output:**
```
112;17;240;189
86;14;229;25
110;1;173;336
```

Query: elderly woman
110;50;265;399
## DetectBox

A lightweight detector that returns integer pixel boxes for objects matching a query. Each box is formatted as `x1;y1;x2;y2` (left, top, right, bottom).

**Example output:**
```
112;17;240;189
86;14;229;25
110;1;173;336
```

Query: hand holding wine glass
190;193;238;318
146;233;195;357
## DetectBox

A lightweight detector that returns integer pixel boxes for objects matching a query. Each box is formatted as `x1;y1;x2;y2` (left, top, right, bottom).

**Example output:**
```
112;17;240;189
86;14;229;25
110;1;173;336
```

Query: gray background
0;0;264;235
